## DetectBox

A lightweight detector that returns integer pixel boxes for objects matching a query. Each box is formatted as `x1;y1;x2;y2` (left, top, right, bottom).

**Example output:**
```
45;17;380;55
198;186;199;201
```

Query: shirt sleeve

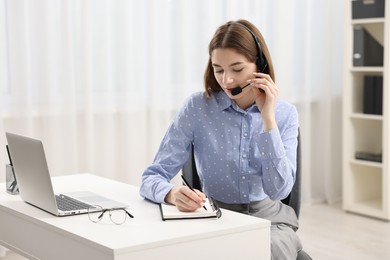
254;106;299;200
139;97;194;204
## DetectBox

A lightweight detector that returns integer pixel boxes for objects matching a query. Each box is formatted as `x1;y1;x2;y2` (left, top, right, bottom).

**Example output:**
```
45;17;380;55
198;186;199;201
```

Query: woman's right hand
165;186;206;212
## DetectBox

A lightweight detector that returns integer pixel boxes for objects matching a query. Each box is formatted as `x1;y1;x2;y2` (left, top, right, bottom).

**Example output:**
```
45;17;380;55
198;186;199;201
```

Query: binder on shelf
363;76;375;114
355;151;382;163
363;76;383;115
352;0;385;19
375;76;383;115
353;26;383;66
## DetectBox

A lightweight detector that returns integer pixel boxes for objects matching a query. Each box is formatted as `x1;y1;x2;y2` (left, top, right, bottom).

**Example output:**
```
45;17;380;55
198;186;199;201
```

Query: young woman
140;19;302;259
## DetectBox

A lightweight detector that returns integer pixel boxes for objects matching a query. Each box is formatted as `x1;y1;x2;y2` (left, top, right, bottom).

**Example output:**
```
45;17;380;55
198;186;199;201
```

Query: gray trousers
215;198;302;260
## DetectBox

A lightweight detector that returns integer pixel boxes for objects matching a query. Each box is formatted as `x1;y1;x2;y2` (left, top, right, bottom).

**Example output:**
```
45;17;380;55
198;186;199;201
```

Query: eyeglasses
88;205;134;225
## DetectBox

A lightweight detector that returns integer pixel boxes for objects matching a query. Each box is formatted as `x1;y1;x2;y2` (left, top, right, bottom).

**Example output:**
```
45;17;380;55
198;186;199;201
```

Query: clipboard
159;197;222;221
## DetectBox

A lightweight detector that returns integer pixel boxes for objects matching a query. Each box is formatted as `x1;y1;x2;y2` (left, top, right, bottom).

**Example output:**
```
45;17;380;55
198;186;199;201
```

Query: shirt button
242;176;246;180
243;194;247;198
243;132;248;137
242;154;247;158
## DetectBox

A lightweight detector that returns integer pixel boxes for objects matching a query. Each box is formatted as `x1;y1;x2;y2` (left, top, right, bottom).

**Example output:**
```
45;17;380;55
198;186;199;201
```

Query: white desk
0;174;270;260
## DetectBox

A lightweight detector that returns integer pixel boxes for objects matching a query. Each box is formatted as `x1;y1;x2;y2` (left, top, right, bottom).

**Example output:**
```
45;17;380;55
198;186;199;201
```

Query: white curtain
0;0;345;205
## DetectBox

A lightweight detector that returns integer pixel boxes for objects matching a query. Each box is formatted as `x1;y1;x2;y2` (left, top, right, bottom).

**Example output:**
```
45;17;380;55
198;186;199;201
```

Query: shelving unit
343;0;390;220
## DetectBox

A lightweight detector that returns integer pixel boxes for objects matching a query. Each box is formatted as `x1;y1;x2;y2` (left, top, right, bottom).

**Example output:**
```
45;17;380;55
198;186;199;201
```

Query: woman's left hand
250;72;278;131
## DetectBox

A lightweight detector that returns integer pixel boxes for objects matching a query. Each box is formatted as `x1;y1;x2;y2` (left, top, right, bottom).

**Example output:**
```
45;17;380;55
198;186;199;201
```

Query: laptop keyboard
55;194;91;211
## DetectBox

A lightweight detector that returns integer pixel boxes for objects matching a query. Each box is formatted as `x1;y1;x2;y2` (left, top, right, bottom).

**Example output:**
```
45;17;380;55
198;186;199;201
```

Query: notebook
5;132;128;216
159;197;222;221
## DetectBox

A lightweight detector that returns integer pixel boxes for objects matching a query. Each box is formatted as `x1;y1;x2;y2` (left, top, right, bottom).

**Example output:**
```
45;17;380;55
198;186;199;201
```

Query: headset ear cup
257;44;267;73
235;22;267;73
257;58;262;73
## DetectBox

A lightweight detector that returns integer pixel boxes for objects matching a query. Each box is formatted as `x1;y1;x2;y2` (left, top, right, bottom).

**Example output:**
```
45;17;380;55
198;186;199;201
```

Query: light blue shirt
140;91;299;204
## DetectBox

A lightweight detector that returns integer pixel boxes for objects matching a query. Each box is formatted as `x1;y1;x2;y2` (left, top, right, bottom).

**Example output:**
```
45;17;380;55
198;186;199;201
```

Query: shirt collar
215;91;233;111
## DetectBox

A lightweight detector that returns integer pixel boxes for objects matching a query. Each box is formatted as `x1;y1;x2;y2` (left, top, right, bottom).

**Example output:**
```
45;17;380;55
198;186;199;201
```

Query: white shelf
351;17;385;25
345;199;384;219
350;67;384;72
343;0;390;221
349;159;382;168
350;113;383;120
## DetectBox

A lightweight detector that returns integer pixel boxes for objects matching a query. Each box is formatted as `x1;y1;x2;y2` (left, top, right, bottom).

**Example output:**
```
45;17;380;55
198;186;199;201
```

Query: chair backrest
281;128;301;218
182;129;302;218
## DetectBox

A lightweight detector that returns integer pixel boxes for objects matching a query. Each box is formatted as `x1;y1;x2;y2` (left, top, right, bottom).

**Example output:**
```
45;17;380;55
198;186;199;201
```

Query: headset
231;22;268;96
235;22;267;73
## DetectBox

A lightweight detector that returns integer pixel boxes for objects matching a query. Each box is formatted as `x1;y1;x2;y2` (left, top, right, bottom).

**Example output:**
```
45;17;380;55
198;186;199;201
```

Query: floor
298;203;390;259
1;203;390;259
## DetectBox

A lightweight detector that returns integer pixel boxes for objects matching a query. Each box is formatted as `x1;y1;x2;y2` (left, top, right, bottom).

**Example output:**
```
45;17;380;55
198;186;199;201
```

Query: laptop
6;132;128;216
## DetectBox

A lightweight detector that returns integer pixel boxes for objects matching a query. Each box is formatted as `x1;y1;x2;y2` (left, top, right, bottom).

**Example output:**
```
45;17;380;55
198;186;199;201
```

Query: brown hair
204;19;275;98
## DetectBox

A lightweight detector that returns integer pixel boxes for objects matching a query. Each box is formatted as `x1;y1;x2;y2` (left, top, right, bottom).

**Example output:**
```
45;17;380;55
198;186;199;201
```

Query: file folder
353;26;383;66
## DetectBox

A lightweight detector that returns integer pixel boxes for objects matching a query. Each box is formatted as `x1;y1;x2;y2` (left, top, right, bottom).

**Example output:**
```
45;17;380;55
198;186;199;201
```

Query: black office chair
182;129;312;260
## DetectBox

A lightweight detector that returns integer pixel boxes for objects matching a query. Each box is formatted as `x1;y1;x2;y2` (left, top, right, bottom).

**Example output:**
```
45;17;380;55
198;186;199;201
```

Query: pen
181;175;207;211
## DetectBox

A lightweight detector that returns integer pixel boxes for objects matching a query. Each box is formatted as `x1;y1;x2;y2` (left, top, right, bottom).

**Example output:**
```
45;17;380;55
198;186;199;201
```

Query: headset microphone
231;83;250;96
